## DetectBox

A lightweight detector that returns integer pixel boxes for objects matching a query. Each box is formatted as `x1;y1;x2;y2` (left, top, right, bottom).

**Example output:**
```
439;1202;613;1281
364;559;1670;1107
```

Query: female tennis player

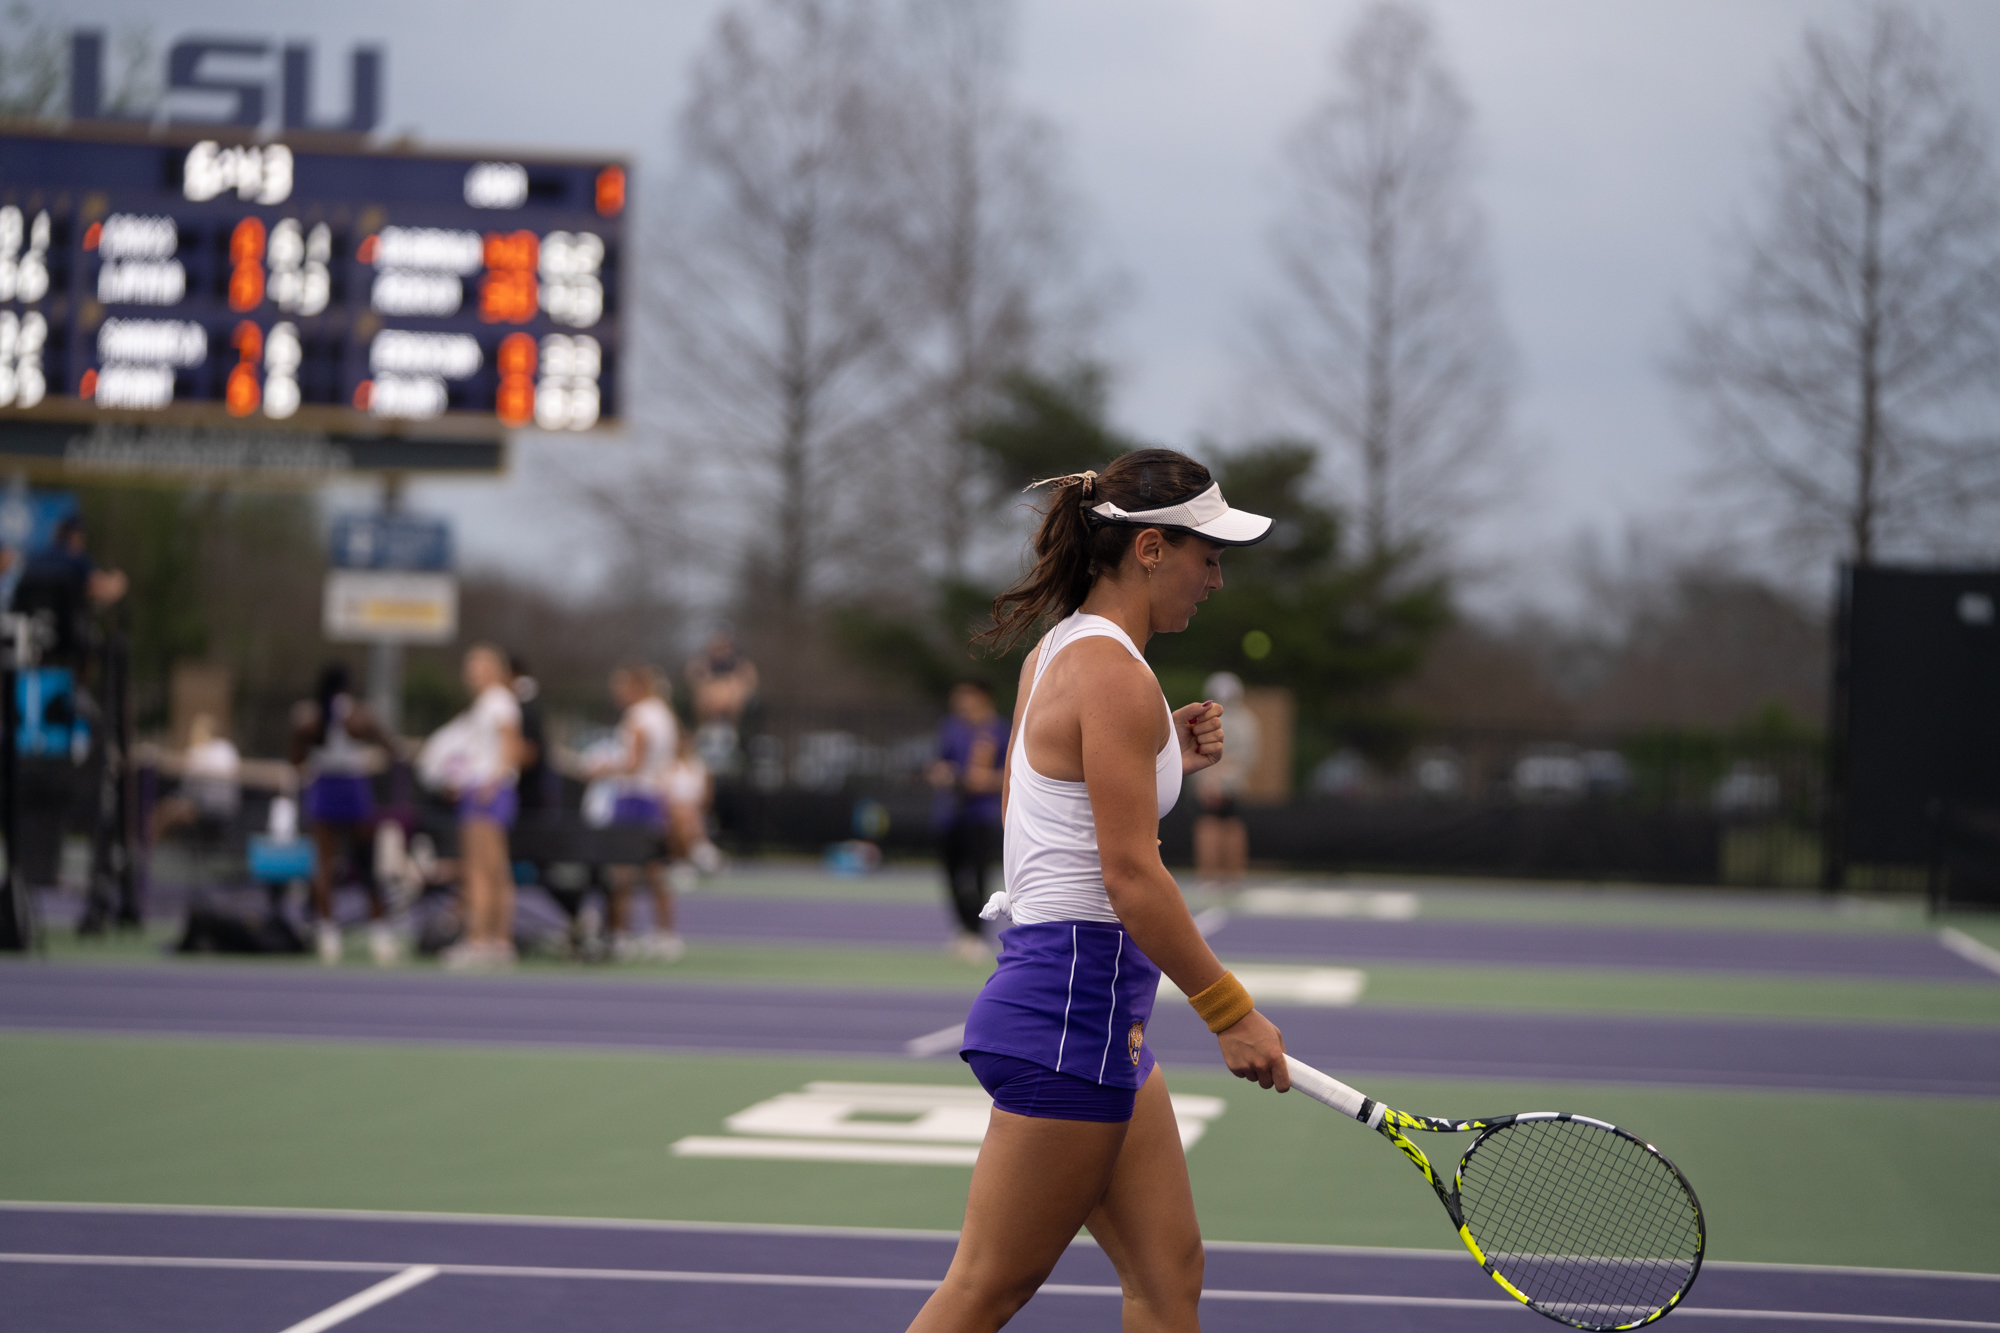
906;448;1288;1333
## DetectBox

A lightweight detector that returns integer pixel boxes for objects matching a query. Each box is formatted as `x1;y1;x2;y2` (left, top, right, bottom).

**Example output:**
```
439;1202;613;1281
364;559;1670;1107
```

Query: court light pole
368;471;406;737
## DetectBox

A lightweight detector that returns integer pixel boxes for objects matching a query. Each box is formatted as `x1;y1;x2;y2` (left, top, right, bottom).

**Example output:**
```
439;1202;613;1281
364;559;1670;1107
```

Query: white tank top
998;611;1182;926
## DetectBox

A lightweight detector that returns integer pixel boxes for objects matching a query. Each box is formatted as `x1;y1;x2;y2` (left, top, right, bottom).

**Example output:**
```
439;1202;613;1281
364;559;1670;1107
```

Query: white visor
1088;481;1272;547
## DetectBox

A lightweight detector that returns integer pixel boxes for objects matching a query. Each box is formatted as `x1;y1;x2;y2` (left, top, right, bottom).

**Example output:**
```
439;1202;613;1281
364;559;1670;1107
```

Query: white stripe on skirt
1097;931;1124;1082
1054;925;1079;1071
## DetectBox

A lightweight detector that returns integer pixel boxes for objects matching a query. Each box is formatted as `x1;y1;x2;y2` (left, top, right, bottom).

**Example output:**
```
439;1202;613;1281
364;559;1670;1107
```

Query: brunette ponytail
974;448;1213;652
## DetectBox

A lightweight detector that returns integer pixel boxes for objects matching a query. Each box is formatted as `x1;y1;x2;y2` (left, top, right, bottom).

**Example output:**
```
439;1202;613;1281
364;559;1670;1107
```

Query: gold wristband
1188;970;1255;1033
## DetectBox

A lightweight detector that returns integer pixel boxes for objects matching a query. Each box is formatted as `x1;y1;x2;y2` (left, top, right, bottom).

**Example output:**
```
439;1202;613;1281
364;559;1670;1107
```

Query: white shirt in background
619;697;677;799
465;682;522;786
663;754;708;808
184;737;241;816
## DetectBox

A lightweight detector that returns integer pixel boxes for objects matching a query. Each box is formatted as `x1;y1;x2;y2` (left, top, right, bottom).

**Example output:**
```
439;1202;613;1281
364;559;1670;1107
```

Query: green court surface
38;927;2000;1028
3;1031;1996;1275
669;862;2000;940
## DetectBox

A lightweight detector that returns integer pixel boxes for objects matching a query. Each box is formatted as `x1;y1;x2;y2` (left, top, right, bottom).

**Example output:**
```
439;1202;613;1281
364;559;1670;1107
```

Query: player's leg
1085;1066;1203;1332
645;859;673;934
1221;815;1248;880
1193;814;1220;880
940;821;974;927
905;1110;1128;1333
458;819;494;943
308;821;340;923
606;864;634;936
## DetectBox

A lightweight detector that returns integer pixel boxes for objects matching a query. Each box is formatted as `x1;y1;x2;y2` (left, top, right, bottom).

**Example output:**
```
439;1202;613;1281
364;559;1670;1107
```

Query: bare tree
877;0;1096;583
0;3;63;119
1255;1;1511;564
643;0;915;667
0;4;155;121
1677;3;2000;568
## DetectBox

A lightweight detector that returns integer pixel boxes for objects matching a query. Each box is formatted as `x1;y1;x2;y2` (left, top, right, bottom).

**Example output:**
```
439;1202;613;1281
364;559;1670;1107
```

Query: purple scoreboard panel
0;126;626;473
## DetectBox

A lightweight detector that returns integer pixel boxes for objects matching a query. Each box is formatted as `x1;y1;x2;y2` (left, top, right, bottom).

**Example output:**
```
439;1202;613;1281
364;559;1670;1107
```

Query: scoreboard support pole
367;472;407;736
0;616;30;952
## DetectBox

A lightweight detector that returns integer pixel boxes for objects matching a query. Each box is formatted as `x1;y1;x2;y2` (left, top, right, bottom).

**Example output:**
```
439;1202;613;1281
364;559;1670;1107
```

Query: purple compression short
304;774;375;825
960;921;1160;1089
611;793;666;828
458;784;519;828
966;1050;1138;1123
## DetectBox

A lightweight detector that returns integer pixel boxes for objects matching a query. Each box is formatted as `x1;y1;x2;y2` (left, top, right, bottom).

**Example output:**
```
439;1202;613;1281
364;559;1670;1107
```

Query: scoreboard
0;126;626;474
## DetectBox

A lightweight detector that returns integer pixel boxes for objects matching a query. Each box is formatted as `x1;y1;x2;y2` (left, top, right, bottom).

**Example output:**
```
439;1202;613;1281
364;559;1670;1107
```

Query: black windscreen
1840;566;2000;864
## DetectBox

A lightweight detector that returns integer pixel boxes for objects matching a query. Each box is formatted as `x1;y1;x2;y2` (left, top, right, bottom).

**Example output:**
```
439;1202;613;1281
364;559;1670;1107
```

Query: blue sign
17;667;86;758
329;512;452;571
0;489;78;556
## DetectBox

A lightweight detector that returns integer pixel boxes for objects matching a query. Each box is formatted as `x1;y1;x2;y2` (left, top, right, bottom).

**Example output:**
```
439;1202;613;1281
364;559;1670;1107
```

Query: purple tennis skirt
303;774;375;825
458;783;519;828
611;793;666;829
961;920;1161;1090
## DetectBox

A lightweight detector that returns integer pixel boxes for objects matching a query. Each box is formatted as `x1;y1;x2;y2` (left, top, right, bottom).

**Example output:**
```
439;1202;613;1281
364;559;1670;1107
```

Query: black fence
129;682;1835;888
710;709;1829;889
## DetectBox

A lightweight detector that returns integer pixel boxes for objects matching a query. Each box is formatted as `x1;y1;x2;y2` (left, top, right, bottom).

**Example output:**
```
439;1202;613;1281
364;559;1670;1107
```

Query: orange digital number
229;217;268;312
595;166;626;217
496;331;537;423
480;270;536;324
229;263;266;312
498;332;537;377
226;319;262;416
226;364;260;416
480;231;540;324
496;374;534;425
230;217;267;264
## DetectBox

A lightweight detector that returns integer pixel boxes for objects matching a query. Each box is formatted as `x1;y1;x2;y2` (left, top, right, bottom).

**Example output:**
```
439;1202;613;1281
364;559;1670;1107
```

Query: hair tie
1025;469;1098;500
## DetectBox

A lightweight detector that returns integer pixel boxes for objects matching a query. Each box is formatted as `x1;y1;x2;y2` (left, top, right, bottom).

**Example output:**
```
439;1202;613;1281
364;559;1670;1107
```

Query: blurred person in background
510;655;557;815
686;626;758;769
439;644;524;970
928;678;1008;962
1192;671;1258;888
663;723;717;890
23;514;129;609
12;514;128;663
586;664;684;962
290;663;397;965
146;712;241;843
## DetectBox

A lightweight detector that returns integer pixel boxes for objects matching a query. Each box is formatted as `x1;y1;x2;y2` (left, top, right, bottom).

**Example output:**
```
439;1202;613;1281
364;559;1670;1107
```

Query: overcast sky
59;0;2000;607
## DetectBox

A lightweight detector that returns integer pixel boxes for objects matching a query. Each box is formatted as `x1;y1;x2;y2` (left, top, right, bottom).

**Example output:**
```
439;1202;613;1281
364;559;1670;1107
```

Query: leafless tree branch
1674;3;2000;569
1253;1;1513;565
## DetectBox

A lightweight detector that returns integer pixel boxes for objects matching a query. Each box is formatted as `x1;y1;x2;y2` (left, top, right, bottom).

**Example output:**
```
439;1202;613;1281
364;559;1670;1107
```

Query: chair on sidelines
414;810;667;959
1925;800;2000;913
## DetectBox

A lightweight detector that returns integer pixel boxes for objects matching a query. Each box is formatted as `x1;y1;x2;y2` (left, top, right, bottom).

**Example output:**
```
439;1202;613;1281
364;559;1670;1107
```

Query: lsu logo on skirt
1127;1021;1144;1065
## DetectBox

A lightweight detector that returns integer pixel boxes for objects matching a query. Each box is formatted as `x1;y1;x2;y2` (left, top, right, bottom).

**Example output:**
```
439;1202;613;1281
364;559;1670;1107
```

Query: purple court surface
3;963;1997;1096
2;1204;1995;1332
665;898;2000;981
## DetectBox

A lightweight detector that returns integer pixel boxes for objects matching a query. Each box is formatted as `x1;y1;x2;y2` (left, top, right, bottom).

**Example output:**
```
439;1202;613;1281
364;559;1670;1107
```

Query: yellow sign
322;570;457;644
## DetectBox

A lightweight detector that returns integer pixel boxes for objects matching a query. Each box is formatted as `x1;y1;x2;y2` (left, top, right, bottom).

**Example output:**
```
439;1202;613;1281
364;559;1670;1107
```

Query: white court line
902;1023;965;1058
3;1253;1997;1327
1190;905;1229;937
8;1202;2000;1284
673;1137;981;1165
274;1264;438;1333
1939;928;2000;977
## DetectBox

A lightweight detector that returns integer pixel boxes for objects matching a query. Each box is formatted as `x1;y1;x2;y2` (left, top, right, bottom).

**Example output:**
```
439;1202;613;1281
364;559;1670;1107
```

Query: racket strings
1457;1119;1700;1328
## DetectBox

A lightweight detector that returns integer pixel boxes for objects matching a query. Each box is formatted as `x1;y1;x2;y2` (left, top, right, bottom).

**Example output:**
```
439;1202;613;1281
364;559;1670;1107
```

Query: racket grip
1285;1056;1380;1126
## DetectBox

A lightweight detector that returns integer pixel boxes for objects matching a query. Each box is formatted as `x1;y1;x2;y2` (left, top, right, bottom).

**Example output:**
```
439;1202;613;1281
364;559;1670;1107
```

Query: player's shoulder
1059;635;1155;704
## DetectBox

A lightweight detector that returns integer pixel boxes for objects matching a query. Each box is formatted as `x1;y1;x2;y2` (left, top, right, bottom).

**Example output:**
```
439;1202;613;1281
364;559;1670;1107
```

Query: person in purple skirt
907;449;1289;1333
439;644;524;970
928;678;1008;962
289;663;395;966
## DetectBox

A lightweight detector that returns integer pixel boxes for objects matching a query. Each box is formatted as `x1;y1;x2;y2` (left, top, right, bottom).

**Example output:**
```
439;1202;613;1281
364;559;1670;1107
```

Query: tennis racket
1284;1055;1704;1330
